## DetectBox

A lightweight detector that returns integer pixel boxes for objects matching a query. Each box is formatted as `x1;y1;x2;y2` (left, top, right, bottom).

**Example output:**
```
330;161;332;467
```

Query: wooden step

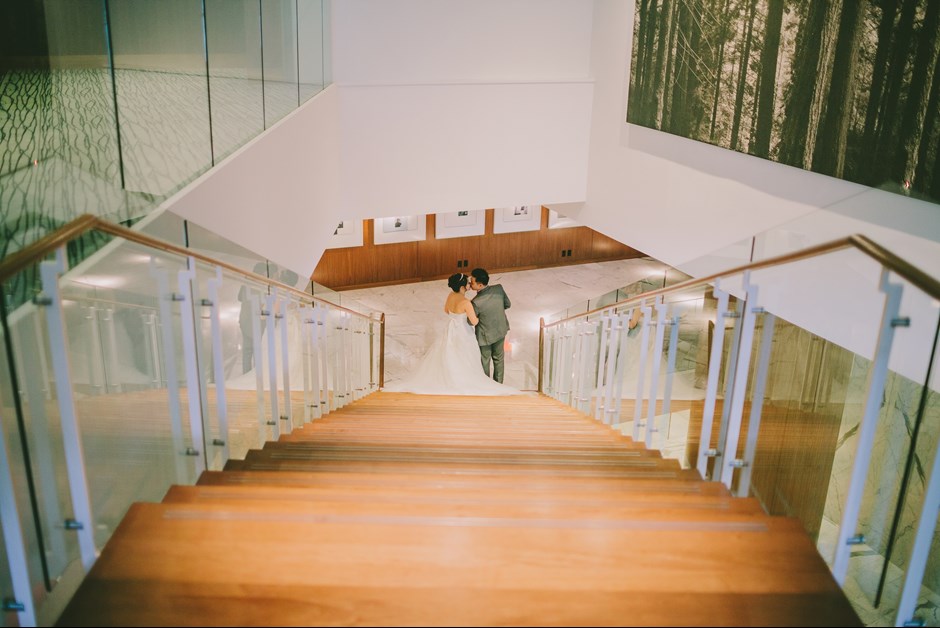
198;468;718;492
232;447;687;477
56;501;861;626
162;484;769;518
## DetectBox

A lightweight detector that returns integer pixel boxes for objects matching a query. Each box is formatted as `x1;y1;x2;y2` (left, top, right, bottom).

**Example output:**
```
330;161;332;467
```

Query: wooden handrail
0;214;379;322
543;234;940;329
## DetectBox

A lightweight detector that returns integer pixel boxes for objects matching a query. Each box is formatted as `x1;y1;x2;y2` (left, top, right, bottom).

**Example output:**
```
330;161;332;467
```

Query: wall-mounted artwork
493;205;542;234
626;0;940;206
325;219;363;249
436;210;486;239
373;215;427;244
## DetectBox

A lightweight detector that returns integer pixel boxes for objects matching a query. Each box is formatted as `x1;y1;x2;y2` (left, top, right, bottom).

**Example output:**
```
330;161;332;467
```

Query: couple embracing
384;268;525;396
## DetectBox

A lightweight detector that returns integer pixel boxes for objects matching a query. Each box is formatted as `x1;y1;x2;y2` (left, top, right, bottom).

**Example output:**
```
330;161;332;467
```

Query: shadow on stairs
56;392;863;627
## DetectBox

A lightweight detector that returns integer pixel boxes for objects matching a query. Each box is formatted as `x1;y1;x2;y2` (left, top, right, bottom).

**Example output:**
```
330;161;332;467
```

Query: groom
468;267;511;383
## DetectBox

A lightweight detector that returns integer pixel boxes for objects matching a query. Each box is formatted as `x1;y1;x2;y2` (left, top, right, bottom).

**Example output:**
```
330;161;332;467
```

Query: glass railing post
574;321;593;415
323;308;335;412
354;318;363;399
301;305;314;423
100;307;118;394
335;313;348;409
609;309;635;427
719;274;759;489
548;327;560;399
263;292;280;439
659;306;681;444
248;291;266;442
142;311;162;388
15;311;67;574
87;304;105;394
38;250;96;572
559;324;574;405
148;261;189;482
600;313;621;425
538;317;545;394
596;314;615;421
895;410;940;626
278;297;293;434
206;267;230;463
0;416;36;626
314;306;327;416
832;270;905;585
645;297;668;449
696;284;729;479
713;295;745;479
632;300;652;442
735;312;776;497
176;261;206;476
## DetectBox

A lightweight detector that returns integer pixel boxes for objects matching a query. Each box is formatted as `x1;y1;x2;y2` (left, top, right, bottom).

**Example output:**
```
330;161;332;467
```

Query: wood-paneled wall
313;208;643;290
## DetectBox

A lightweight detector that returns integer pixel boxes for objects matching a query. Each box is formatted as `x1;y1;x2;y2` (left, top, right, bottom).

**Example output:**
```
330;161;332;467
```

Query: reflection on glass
262;0;299;127
109;0;213;198
297;0;325;103
59;241;201;547
206;0;265;162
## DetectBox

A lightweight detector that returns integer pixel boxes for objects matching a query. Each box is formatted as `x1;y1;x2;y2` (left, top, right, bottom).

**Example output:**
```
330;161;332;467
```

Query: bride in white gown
383;273;525;396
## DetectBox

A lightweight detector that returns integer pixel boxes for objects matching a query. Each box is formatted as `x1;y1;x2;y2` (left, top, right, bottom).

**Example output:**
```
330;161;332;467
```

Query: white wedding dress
383;312;525;396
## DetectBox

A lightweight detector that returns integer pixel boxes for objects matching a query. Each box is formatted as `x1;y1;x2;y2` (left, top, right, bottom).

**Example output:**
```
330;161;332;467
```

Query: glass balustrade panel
0;264;81;618
845;276;939;623
651;286;711;469
190;259;272;469
58;239;201;548
882;332;940;628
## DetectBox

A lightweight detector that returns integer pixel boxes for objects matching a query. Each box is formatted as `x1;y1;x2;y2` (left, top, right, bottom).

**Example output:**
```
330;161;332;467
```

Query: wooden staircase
56;392;863;626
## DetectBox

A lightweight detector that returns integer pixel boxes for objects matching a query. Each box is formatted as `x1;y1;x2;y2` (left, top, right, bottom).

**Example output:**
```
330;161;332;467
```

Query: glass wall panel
321;0;332;86
205;0;265;162
297;0;325;103
0;0;135;263
261;0;299;127
109;0;213;198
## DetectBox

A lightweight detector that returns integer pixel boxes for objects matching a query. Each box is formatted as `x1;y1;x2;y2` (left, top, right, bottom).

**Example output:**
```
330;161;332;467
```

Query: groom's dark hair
470;268;489;286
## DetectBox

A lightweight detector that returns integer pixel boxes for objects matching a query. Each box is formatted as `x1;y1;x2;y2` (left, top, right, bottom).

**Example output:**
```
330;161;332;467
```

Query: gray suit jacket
471;284;511;346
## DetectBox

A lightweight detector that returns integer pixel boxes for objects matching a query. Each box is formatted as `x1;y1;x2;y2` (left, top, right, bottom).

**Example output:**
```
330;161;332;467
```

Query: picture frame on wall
373;215;427;244
548;209;579;230
435;209;485;239
493;205;541;234
325;219;364;249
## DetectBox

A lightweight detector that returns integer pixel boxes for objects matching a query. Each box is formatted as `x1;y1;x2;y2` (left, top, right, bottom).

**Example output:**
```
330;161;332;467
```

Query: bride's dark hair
447;273;468;292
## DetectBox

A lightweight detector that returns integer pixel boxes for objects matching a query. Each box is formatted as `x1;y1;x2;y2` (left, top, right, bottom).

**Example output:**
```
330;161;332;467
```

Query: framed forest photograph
626;0;940;206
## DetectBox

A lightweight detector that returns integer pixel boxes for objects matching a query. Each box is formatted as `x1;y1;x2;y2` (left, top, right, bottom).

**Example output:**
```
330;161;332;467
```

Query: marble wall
824;357;940;620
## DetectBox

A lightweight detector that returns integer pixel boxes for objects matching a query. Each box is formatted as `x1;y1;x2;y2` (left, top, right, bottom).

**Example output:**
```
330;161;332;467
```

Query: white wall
332;0;593;83
337;82;593;215
165;86;343;279
332;0;595;217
